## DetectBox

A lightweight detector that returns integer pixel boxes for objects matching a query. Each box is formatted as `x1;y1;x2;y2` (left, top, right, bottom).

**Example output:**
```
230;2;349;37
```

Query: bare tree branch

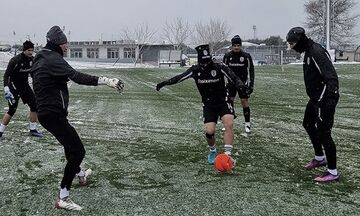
304;0;360;47
192;18;230;53
122;23;156;66
162;17;192;49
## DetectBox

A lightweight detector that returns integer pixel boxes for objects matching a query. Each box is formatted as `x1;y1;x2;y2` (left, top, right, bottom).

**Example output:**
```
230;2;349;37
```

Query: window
70;48;83;58
87;48;99;58
107;48;119;59
124;47;135;59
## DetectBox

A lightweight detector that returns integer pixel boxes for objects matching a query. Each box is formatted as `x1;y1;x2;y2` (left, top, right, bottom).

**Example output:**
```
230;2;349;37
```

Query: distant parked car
0;44;11;52
258;60;267;65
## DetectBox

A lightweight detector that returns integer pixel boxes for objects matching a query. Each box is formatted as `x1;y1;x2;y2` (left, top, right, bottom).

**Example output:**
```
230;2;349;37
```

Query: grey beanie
46;26;67;45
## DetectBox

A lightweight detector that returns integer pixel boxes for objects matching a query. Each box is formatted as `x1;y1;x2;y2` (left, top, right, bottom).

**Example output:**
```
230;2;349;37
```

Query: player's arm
312;47;339;101
3;57;16;87
156;67;193;91
248;54;255;93
69;67;124;92
220;64;244;91
222;53;229;65
50;57;124;92
3;57;17;103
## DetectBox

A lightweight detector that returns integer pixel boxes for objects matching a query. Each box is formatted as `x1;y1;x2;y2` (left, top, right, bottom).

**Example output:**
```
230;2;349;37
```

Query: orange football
214;153;234;173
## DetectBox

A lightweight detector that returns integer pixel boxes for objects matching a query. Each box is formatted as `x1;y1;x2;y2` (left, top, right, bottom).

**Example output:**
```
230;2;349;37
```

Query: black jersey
223;50;254;88
302;39;339;102
31;45;99;116
3;53;33;90
159;62;244;105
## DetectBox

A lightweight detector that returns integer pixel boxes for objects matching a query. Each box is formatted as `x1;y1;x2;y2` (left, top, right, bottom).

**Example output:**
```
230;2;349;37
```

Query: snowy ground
0;65;359;215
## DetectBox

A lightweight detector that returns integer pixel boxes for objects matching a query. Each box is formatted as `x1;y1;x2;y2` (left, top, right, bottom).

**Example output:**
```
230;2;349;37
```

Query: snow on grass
0;65;359;215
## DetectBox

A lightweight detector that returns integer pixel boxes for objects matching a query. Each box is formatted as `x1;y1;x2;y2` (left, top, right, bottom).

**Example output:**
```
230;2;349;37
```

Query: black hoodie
31;42;99;116
294;36;339;102
4;52;33;89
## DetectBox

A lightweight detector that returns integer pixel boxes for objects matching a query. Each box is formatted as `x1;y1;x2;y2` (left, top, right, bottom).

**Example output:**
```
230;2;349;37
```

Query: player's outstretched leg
205;122;216;165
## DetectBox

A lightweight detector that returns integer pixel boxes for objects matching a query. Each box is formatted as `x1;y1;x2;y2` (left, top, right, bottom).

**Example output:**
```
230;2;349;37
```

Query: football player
31;26;124;210
0;40;43;138
287;27;340;182
223;35;255;133
156;44;244;165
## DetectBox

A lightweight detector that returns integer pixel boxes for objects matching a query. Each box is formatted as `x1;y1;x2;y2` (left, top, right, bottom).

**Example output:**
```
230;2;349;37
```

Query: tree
192;19;231;53
304;0;360;47
122;23;156;66
162;17;192;50
263;36;286;46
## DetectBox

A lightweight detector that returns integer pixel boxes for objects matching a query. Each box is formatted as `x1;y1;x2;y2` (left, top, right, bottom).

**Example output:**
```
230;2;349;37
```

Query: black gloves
156;82;166;91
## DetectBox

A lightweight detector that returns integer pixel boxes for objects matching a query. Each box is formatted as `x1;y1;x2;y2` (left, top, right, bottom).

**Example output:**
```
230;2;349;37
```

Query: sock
328;169;338;176
224;144;233;155
209;146;216;152
315;155;325;161
29;122;37;130
0;123;6;133
243;107;250;123
59;188;70;199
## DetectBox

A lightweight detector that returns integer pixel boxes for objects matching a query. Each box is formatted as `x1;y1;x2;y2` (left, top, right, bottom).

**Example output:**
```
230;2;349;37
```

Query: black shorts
203;102;235;123
228;84;249;99
10;85;36;111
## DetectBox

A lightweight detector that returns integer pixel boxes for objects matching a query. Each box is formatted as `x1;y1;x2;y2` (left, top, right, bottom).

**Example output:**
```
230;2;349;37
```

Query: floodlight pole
326;0;331;50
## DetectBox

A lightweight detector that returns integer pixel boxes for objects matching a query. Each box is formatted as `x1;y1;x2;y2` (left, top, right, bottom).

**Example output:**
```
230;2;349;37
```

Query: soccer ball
214;153;235;173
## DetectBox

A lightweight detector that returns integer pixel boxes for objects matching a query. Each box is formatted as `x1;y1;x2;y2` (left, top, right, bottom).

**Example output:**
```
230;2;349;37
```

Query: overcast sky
0;0;359;45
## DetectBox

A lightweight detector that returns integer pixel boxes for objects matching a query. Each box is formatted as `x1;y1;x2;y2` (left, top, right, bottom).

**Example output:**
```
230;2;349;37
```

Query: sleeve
248;55;255;88
219;64;244;90
50;57;99;86
312;47;339;98
161;67;194;86
69;70;99;86
222;54;229;65
3;57;17;87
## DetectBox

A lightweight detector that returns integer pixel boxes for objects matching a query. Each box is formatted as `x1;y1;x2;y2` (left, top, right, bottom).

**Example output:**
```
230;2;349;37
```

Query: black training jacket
31;48;99;116
223;50;254;89
161;62;244;105
303;39;339;102
4;53;33;90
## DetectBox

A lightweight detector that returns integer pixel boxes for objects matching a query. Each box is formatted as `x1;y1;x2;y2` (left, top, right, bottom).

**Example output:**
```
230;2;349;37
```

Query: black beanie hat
231;35;242;46
286;27;305;43
195;44;211;64
23;40;34;51
46;26;68;45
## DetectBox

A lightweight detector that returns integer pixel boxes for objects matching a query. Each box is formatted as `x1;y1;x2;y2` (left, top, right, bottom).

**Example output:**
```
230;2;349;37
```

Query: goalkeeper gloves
98;77;124;93
4;86;15;105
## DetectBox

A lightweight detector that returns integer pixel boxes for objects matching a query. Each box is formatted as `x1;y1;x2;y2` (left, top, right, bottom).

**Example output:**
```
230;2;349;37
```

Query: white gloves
98;77;124;93
4;86;15;105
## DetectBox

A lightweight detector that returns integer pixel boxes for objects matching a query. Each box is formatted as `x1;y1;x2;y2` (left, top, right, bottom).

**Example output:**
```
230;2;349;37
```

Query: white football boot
55;197;82;211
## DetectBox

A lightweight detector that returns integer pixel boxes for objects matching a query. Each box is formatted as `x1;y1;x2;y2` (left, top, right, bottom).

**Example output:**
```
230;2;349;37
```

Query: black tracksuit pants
38;111;85;190
303;98;338;169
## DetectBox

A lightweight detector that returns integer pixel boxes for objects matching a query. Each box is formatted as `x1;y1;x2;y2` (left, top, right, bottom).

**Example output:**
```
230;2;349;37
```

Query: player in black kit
223;35;255;133
287;27;340;183
0;40;43;138
32;26;124;210
156;44;244;165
